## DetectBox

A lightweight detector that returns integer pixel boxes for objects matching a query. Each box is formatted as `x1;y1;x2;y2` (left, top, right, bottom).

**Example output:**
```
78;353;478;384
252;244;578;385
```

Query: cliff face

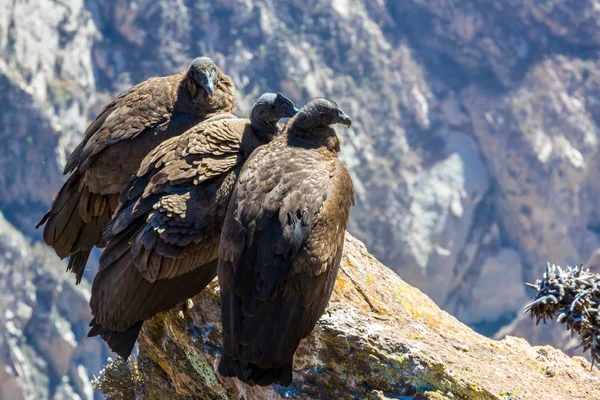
0;211;110;400
3;0;600;398
95;234;600;400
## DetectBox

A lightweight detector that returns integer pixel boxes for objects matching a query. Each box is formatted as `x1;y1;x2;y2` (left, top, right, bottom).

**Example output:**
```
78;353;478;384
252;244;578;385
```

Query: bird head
188;57;219;97
250;92;298;134
293;98;352;131
253;92;298;120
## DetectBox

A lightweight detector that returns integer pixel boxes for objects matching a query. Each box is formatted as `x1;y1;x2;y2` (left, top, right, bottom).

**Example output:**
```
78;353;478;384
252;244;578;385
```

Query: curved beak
338;111;352;127
200;71;215;96
285;106;299;118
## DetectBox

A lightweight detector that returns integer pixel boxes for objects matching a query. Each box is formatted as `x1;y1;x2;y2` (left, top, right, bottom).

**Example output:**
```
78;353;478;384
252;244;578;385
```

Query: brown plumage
218;98;355;386
37;57;236;284
88;93;298;358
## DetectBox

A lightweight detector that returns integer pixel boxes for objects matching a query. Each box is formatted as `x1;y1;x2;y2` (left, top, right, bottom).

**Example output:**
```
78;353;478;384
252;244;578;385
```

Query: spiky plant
524;262;600;365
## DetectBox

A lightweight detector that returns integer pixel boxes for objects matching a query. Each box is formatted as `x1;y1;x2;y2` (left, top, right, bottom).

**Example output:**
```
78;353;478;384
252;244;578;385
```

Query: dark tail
218;354;292;387
37;174;86;257
88;318;143;359
67;249;92;284
37;173;117;283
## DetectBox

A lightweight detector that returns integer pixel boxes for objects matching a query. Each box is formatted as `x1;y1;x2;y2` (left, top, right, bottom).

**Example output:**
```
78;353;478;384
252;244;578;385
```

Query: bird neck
285;124;341;154
250;110;279;142
178;75;210;115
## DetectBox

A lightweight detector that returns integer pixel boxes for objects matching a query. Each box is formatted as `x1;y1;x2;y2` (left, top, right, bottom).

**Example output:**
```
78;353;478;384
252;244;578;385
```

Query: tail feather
38;173;117;282
67;250;92;284
218;354;293;387
89;260;218;358
88;320;143;359
91;253;218;332
40;182;85;257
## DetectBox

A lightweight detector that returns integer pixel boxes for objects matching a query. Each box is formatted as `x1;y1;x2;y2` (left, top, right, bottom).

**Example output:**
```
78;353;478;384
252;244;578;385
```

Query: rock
0;362;26;400
94;234;599;400
462;56;600;282
496;313;584;361
0;212;108;400
398;131;490;305
456;247;528;327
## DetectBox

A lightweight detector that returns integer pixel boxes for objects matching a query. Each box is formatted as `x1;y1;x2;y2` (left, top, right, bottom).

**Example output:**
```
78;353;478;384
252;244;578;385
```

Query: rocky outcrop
93;234;600;399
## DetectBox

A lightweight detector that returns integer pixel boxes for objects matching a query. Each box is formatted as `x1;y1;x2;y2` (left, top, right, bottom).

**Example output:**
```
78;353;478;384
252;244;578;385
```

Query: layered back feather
37;63;236;284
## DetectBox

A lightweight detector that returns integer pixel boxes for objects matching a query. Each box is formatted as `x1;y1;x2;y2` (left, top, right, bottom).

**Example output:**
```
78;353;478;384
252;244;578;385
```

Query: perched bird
218;98;355;386
37;57;236;284
88;93;298;358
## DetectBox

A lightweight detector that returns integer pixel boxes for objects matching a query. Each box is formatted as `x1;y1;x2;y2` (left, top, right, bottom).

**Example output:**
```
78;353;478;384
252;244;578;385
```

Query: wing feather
101;117;248;283
66;75;181;174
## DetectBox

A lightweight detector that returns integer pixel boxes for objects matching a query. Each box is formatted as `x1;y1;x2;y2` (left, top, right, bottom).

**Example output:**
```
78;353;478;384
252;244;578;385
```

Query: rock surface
108;234;599;400
4;0;600;397
0;211;109;400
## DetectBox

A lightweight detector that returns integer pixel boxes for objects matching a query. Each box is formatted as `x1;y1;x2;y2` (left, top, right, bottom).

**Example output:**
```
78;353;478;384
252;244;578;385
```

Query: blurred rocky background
2;0;600;398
